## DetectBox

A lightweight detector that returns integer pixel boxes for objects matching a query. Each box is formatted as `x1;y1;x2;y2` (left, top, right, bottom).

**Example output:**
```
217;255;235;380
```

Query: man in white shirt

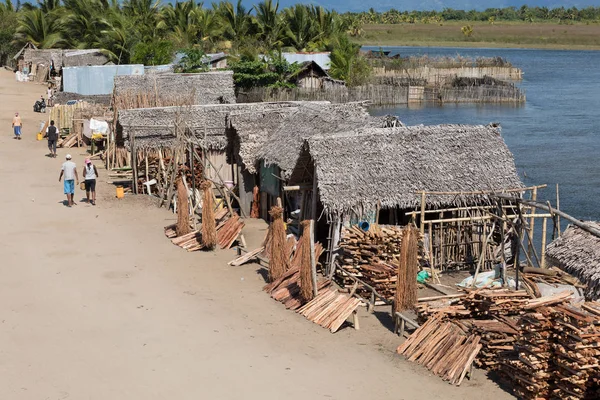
59;154;79;207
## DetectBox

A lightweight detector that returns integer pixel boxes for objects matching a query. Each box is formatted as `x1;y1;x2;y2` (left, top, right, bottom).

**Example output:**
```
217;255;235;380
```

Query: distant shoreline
354;22;600;51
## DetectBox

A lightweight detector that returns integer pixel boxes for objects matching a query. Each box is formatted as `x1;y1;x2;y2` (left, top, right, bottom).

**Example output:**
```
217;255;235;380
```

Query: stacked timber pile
164;209;243;251
500;307;555;399
397;315;482;386
552;303;600;399
337;225;404;300
297;287;362;333
463;289;532;317
462;317;519;370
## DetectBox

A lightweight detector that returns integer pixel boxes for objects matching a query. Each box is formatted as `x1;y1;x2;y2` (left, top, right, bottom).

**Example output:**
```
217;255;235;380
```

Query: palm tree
15;8;65;48
254;0;283;50
159;1;218;49
122;0;160;39
284;5;317;51
214;0;253;44
61;0;113;48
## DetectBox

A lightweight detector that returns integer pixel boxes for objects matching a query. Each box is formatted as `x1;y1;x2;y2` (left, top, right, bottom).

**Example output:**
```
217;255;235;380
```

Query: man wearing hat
82;158;99;205
59;154;79;207
12;112;22;140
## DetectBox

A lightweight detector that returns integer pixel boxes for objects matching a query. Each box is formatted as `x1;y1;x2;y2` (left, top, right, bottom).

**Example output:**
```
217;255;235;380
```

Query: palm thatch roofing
114;71;236;105
546;223;600;299
22;48;109;70
24;49;64;69
288;124;523;215
119;102;325;151
235;102;401;176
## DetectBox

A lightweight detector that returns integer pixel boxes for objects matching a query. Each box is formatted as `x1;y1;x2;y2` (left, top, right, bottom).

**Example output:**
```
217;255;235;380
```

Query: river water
365;46;600;221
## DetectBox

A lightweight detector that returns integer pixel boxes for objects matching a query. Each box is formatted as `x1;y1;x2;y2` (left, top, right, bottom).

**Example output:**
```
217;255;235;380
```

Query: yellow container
36;132;43;141
116;186;124;199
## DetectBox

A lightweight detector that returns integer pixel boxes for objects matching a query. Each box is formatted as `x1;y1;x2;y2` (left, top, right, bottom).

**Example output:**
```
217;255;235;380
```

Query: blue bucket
358;221;370;232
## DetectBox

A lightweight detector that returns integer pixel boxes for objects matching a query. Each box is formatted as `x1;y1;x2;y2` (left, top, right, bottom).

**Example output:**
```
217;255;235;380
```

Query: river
365;46;600;221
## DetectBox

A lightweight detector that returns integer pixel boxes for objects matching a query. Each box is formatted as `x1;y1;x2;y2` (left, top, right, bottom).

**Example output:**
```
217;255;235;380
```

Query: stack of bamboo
297;287;362;333
552;303;600;399
500;307;555;399
337;225;405;299
397;315;482;386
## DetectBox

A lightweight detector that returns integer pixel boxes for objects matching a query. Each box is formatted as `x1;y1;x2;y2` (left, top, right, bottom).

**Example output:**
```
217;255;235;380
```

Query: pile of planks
552;303;600;399
297;287;362;333
461;317;519;371
397;315;482;386
164;210;243;251
500;306;556;399
216;214;245;249
337;225;404;300
463;289;532;317
58;131;81;148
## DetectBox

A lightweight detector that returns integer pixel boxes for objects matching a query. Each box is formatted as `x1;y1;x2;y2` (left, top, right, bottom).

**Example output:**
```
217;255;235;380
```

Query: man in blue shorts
59;154;79;207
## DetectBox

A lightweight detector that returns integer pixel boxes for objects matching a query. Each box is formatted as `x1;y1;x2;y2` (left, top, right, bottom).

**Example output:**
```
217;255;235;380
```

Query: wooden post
498;202;507;287
311;166;318;228
144;152;149;186
420;191;426;235
541;217;548;268
130;129;138;194
528;187;537;260
556;184;561;237
309;219;318;298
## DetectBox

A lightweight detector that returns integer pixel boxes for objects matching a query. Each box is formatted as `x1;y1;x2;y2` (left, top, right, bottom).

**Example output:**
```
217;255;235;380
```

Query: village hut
288;124;522;219
113;71;236;107
12;42;37;71
22;48;109;74
285;123;523;273
62;49;110;68
546;223;600;300
228;102;401;220
288;61;345;90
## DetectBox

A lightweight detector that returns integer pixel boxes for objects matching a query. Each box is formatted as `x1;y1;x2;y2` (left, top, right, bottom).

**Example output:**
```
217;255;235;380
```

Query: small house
288;61;344;90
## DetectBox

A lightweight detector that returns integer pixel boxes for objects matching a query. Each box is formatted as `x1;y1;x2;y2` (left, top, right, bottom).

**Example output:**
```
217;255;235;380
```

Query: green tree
329;35;371;86
14;8;65;48
131;39;173;66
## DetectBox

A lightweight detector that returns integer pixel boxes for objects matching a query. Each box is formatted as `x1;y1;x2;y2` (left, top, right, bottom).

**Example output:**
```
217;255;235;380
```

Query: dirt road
0;69;513;400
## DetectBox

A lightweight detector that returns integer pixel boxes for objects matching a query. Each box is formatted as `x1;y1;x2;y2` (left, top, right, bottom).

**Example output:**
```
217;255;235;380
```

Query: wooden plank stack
164;210;244;251
337;225;404;299
500;306;555;399
463;289;532;317
397;315;482;386
552;303;600;399
216;214;245;249
297;287;362;333
461;317;519;370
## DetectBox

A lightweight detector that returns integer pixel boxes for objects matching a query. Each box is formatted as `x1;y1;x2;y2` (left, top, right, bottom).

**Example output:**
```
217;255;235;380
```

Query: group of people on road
58;155;99;207
12;111;99;207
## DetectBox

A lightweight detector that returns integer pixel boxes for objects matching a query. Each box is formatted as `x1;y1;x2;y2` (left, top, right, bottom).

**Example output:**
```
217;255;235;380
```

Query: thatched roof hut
114;71;236;106
240;102;401;176
546;223;600;299
24;48;63;69
288;124;523;216
119;102;314;151
23;48;109;70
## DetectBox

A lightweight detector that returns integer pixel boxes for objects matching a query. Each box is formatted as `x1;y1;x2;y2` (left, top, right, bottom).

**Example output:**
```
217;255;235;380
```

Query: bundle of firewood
164;210;243;251
552;303;600;399
500;306;555;399
463;289;532;317
337;225;405;299
458;317;519;371
397;315;482;386
297;287;362;333
216;214;245;249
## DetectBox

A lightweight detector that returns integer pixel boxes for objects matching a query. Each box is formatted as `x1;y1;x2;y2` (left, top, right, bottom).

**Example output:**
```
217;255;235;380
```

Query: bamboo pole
309;220;318;298
556;184;561;237
528;187;537;260
541;217;548;268
420;191;426;235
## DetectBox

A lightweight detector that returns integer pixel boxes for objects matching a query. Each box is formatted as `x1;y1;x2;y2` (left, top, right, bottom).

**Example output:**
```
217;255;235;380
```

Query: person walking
45;120;58;158
59;154;79;207
12;112;22;140
82;158;99;205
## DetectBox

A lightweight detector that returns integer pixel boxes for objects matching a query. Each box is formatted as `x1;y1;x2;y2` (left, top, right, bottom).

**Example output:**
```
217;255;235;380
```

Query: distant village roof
288;124;523;215
114;71;236;106
546;223;600;300
22;48;109;69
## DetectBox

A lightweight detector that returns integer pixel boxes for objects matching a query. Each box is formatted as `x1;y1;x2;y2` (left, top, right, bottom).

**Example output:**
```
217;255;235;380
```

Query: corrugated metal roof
63;65;144;95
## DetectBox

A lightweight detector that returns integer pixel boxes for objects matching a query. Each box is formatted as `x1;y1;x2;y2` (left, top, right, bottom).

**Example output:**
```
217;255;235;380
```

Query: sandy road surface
0;69;513;400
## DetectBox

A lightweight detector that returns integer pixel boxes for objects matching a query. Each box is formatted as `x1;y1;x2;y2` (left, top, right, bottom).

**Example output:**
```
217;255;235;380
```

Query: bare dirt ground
0;69;514;400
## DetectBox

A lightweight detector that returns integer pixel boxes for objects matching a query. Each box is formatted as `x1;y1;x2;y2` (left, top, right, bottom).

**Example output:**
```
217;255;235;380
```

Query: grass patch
355;22;600;50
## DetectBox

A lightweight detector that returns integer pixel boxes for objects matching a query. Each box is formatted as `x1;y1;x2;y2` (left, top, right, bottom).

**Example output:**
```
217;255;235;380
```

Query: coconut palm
214;0;253;44
61;0;113;48
14;8;65;48
122;0;161;39
284;5;317;51
255;0;284;50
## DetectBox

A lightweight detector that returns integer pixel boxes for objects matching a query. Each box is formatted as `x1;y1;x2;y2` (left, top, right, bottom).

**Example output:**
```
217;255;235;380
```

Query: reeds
200;180;217;249
176;177;191;237
299;220;314;302
268;206;288;282
394;225;419;313
251;185;260;218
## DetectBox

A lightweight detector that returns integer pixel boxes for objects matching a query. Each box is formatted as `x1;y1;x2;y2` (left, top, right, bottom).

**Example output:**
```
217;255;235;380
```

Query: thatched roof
23;48;109;70
119;102;316;151
546;223;600;299
288;124;523;215
114;71;236;105
62;49;110;67
248;102;399;176
24;48;63;69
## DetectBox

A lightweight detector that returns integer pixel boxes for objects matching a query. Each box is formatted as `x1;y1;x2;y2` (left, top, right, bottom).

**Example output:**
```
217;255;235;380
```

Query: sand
0;69;514;400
